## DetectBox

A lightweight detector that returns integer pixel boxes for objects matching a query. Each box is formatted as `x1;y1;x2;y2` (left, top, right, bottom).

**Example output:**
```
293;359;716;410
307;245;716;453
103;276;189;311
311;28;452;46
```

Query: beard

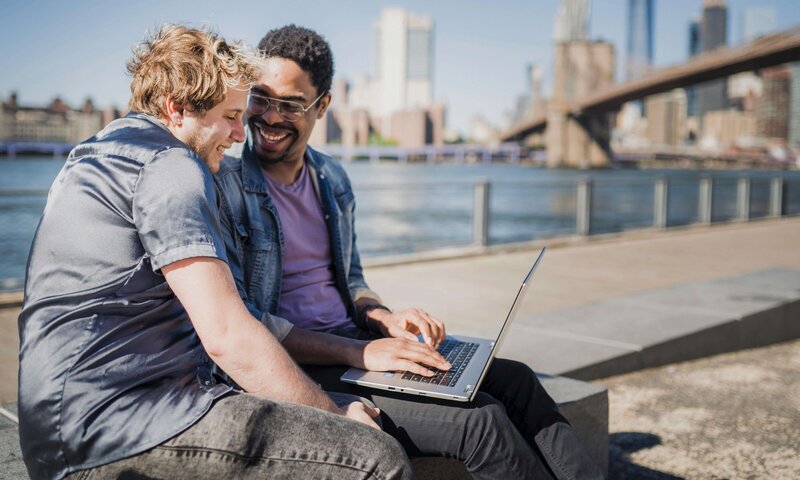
249;118;299;166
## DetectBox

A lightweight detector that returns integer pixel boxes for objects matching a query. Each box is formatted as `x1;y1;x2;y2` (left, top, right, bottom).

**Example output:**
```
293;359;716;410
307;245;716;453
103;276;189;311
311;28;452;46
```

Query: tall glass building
626;0;654;80
696;0;729;122
686;18;702;117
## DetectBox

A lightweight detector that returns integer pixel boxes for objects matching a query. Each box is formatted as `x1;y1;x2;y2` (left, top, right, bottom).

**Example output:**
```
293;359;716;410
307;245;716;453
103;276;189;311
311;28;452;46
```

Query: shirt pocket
241;225;275;300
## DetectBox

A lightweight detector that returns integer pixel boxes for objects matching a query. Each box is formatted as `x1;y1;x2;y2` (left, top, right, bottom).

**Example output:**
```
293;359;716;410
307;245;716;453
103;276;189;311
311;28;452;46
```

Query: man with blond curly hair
18;24;412;479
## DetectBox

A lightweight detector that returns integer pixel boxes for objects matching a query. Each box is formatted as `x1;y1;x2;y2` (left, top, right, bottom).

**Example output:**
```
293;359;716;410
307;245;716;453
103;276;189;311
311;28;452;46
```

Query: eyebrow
250;86;306;103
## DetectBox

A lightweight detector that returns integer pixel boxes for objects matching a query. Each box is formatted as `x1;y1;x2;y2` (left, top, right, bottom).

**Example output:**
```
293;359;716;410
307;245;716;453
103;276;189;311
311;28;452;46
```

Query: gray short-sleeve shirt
18;113;232;480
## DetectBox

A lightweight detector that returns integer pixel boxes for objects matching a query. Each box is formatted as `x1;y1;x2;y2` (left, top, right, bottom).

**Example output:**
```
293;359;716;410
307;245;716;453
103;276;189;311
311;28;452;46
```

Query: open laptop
340;247;546;402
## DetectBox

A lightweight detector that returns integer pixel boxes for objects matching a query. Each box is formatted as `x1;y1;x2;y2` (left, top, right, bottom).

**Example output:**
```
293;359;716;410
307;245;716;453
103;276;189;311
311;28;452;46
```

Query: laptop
340;247;546;402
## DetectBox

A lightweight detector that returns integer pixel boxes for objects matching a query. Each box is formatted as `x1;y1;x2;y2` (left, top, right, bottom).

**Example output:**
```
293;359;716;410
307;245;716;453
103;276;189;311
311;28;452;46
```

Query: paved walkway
1;217;799;403
365;217;800;330
605;338;800;479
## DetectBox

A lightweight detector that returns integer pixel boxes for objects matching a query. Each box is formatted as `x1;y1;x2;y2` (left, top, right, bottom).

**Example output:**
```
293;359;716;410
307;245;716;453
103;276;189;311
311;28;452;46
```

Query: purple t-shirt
263;164;351;331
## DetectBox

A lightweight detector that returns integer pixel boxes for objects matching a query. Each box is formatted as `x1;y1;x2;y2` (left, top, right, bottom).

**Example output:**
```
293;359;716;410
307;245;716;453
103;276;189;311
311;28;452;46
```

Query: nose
262;102;284;125
231;119;246;143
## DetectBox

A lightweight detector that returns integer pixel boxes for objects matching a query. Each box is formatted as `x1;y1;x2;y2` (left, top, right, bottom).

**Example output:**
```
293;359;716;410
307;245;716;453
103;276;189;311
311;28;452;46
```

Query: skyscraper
554;0;591;42
696;0;728;124
374;7;434;117
686;17;701;117
626;0;654;80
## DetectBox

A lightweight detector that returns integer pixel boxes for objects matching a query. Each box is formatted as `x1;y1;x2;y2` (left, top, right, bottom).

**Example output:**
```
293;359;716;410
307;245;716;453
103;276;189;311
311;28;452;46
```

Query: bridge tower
546;41;616;168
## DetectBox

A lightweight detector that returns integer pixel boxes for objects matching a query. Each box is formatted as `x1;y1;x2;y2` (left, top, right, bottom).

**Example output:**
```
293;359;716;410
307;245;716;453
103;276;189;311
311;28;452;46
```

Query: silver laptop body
340;247;546;402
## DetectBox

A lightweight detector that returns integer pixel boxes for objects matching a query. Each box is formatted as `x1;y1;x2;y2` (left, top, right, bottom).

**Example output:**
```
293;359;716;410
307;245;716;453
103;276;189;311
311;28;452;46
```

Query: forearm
164;257;340;414
212;310;339;411
282;327;367;369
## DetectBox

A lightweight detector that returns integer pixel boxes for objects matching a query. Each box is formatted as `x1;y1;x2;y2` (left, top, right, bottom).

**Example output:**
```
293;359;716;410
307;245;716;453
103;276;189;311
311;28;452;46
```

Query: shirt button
324;214;330;220
319;174;326;180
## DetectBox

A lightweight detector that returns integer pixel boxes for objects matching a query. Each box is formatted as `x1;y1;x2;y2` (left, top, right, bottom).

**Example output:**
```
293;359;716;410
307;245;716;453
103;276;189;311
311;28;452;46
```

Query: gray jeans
67;392;413;480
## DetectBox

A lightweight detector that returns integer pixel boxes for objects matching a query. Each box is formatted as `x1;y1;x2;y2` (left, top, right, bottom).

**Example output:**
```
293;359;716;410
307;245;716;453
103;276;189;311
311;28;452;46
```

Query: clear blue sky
1;0;799;136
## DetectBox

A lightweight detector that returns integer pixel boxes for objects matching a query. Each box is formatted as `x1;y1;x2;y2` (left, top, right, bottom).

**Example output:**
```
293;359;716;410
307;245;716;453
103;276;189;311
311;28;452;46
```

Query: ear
316;92;332;119
165;98;185;127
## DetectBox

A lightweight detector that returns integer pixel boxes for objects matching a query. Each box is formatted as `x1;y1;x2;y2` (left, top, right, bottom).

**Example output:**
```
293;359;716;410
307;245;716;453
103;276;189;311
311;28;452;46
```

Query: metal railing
0;175;797;289
467;175;793;247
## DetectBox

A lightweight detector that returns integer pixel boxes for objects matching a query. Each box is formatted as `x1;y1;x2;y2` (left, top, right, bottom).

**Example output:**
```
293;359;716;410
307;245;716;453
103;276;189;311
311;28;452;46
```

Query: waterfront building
789;64;800;149
374;6;434;117
0;93;116;145
757;65;790;141
312;7;443;148
696;0;729;125
645;89;687;146
702;110;757;148
554;0;591;42
727;7;774;116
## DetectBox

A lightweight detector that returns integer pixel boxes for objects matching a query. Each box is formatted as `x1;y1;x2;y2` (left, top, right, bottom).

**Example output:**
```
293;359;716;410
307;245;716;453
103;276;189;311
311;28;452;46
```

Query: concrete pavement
605;338;800;479
0;217;798;478
1;217;798;401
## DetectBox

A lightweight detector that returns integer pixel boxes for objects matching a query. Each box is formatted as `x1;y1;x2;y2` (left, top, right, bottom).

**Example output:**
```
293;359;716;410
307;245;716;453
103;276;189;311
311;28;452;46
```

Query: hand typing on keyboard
360;337;451;377
401;339;478;386
363;307;447;349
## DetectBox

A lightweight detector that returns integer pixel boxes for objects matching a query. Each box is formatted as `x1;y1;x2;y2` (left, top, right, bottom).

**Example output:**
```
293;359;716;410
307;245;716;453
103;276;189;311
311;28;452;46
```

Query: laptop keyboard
401;338;479;387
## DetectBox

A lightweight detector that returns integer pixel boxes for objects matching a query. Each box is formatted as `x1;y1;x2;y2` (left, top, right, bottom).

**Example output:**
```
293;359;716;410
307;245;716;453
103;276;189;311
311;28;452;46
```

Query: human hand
361;337;451;376
368;307;446;348
343;401;382;430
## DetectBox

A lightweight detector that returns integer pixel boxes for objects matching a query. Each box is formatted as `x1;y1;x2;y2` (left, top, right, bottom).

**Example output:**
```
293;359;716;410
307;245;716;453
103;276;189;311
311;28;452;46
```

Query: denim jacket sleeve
339;173;384;320
216;179;294;341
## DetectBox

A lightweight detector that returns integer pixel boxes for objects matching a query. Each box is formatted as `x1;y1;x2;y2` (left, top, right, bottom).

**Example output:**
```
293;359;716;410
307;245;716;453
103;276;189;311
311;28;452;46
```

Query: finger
397;342;451;370
409;312;435;347
425;313;446;346
387;325;418;342
346;404;382;430
397;359;436;377
353;401;380;419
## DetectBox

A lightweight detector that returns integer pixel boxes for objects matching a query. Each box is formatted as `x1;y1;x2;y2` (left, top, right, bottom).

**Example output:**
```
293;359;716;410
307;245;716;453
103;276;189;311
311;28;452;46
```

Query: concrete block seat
0;375;609;480
502;268;800;381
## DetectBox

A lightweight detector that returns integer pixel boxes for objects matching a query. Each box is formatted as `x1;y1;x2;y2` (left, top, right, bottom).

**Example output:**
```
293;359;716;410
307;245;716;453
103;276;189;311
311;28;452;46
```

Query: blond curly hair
127;24;262;118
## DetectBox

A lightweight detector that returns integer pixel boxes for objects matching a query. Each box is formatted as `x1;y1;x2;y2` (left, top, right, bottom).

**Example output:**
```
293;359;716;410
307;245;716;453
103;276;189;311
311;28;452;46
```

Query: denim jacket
215;131;381;340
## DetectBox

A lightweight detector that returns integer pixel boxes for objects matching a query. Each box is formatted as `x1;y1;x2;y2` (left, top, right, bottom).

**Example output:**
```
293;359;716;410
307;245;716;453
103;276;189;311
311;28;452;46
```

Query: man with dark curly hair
216;24;604;479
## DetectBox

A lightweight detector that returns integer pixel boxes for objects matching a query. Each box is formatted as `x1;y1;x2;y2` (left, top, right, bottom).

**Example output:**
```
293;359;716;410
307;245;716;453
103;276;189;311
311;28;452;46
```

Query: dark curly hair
257;25;335;96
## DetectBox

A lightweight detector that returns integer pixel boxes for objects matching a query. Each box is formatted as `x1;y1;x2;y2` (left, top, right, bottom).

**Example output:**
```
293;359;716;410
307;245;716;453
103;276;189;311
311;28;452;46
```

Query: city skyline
2;0;800;136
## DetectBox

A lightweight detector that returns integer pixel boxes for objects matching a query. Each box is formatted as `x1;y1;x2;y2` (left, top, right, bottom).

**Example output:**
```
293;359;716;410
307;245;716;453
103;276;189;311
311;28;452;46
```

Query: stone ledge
0;374;609;479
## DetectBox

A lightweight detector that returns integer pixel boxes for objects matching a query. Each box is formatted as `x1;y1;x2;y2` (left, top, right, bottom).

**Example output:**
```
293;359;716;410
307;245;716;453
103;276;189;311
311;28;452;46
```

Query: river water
2;156;799;290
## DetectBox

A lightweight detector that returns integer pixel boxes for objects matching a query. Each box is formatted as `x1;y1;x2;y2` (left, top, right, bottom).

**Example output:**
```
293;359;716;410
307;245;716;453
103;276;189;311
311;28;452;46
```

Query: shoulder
99;114;187;159
307;146;351;185
216;155;244;182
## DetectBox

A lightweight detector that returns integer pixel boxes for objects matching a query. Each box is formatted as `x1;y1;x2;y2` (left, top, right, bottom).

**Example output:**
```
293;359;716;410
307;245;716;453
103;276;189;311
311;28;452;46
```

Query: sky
2;0;800;136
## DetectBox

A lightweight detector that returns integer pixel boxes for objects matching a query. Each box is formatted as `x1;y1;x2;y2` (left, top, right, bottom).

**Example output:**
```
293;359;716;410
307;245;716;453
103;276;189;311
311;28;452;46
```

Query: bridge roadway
0;217;798;403
503;27;800;141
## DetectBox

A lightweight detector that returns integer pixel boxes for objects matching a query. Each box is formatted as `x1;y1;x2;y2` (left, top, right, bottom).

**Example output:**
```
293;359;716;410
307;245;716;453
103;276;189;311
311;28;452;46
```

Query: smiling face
247;57;330;169
178;85;248;173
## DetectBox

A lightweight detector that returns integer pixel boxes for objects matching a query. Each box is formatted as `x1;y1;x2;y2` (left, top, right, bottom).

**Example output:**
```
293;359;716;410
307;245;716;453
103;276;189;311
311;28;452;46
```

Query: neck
260;153;305;185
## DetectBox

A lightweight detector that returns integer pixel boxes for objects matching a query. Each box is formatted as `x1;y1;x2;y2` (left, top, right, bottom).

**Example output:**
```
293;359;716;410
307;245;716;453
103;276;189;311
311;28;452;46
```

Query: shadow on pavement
609;432;683;480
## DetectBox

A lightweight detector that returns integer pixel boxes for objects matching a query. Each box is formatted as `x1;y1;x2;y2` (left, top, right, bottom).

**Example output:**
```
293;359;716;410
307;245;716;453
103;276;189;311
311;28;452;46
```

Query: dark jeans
66;393;413;480
305;357;604;480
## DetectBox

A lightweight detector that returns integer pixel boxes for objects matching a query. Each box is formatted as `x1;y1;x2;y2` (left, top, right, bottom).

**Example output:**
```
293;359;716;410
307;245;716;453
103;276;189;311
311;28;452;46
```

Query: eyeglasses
246;91;326;122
